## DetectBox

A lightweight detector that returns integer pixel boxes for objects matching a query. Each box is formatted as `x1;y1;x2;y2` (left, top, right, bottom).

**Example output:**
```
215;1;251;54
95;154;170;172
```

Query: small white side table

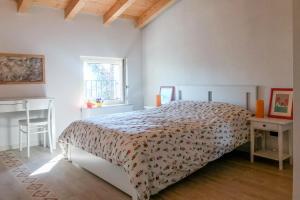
249;117;293;170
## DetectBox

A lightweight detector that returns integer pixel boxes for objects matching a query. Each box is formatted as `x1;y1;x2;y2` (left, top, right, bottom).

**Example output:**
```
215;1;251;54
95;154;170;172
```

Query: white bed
60;85;258;200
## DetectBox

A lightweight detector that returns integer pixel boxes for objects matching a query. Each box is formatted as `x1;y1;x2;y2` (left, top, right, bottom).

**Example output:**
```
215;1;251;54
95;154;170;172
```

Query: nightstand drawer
252;122;279;131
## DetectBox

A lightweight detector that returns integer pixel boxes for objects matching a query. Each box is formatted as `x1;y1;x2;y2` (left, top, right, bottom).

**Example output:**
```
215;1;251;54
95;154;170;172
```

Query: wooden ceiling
16;0;176;28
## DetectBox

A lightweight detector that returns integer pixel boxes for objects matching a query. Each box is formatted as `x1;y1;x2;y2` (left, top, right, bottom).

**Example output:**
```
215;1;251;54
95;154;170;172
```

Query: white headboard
176;85;258;112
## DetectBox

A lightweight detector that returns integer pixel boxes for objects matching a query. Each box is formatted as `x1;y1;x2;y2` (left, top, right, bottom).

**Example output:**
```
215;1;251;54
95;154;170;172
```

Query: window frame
81;56;127;106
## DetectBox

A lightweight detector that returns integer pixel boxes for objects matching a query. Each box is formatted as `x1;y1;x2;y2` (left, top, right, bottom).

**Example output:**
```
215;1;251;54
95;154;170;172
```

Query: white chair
19;100;53;158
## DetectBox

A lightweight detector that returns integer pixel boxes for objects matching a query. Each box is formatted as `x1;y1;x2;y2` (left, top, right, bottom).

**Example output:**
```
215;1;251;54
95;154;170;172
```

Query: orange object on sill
86;100;96;109
156;95;161;107
256;99;265;118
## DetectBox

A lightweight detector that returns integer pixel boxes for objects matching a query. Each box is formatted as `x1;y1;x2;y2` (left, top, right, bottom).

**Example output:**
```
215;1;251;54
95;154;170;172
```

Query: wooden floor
0;147;292;200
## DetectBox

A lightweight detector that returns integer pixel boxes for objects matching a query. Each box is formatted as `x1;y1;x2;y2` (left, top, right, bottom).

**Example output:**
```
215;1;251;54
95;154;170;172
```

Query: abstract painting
268;88;293;119
0;53;45;84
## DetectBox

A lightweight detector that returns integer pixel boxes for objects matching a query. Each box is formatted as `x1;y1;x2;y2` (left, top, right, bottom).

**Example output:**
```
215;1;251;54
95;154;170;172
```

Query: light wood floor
0;147;292;200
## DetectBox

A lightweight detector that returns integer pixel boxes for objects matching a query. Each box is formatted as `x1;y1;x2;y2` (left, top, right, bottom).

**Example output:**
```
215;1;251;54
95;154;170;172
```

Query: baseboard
0;139;40;151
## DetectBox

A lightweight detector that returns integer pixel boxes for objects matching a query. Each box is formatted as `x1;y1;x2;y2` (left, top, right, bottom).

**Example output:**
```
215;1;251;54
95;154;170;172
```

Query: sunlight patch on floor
30;154;63;176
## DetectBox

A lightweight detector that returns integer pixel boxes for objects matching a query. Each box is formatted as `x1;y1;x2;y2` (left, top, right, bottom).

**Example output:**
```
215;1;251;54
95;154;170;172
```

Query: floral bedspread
58;101;251;200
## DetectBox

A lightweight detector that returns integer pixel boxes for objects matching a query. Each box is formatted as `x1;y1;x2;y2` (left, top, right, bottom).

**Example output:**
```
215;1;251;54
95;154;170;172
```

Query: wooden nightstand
249;117;293;170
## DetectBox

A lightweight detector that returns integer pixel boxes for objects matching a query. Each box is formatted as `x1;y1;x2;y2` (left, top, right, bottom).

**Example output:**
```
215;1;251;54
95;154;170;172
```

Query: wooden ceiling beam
17;0;32;13
103;0;137;25
65;0;86;20
136;0;175;28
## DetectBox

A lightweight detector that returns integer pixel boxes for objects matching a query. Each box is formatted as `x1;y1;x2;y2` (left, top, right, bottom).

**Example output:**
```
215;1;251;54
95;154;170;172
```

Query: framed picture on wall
0;53;45;84
160;86;175;105
268;88;293;120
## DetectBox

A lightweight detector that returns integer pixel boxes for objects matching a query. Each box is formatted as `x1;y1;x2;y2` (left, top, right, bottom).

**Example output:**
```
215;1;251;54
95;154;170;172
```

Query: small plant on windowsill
96;98;104;107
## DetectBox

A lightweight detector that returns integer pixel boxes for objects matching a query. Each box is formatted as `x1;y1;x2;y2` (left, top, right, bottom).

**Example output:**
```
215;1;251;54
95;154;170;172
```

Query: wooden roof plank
16;0;176;27
18;0;32;13
103;0;137;25
136;0;175;28
65;0;86;20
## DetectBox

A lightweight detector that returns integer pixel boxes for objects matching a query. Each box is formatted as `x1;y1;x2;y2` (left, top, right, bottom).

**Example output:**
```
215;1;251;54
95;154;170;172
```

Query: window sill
82;104;132;110
81;104;134;119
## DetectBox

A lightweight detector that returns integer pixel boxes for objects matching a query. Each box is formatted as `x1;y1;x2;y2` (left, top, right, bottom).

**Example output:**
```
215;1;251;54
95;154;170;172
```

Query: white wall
0;0;143;149
142;0;293;107
293;0;300;199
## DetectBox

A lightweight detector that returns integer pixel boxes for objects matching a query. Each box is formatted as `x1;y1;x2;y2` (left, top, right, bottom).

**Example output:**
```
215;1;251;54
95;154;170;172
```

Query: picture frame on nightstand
268;88;293;120
160;86;175;105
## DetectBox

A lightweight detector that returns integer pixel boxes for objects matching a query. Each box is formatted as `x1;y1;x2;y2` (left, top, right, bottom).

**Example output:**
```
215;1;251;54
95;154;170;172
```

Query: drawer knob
262;124;266;127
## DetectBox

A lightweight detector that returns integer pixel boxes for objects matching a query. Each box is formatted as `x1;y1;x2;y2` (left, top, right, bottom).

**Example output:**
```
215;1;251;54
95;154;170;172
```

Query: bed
58;85;257;200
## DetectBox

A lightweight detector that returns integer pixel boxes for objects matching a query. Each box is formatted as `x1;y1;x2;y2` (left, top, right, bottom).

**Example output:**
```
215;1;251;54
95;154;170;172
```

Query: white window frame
81;56;127;105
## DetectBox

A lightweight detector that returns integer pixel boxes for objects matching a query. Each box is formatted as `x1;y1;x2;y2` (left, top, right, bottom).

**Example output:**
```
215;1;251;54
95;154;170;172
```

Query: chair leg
19;127;22;152
43;128;46;148
48;123;53;153
27;130;30;158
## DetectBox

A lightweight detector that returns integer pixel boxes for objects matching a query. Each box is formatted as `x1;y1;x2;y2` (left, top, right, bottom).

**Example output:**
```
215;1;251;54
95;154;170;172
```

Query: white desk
0;97;56;150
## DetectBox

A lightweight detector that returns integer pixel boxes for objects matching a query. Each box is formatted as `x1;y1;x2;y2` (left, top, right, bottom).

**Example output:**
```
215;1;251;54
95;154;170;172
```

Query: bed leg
67;144;72;161
131;190;139;200
132;194;138;200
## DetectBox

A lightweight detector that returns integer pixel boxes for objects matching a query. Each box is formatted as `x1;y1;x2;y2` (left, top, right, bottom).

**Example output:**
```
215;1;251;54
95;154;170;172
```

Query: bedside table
250;117;293;170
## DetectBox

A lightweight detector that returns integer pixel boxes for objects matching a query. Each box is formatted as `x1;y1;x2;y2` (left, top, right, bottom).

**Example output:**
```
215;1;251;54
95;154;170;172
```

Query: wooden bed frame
67;85;258;200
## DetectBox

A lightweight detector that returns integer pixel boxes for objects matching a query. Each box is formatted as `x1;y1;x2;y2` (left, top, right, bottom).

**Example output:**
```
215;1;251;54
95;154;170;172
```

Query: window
83;57;126;105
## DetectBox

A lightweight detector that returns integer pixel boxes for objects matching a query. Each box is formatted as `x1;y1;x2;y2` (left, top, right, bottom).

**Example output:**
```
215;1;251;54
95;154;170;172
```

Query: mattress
59;101;251;200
